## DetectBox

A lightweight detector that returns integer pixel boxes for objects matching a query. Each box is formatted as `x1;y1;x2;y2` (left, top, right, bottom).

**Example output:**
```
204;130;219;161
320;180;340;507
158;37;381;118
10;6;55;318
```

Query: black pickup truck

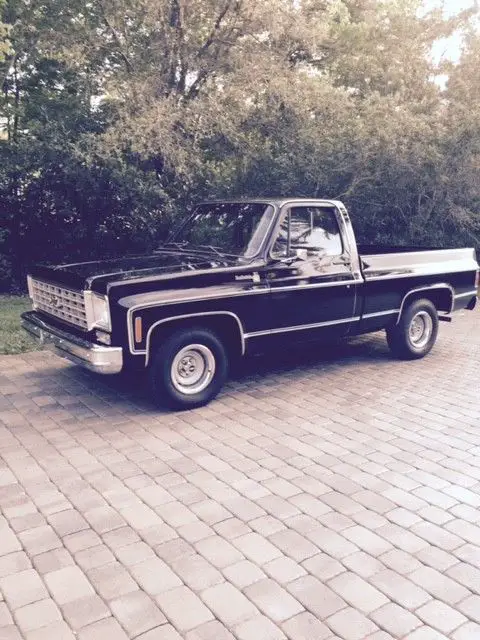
22;199;478;409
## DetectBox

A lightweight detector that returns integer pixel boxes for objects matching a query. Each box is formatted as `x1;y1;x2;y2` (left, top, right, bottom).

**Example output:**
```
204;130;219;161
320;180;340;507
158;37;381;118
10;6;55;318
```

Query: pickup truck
22;198;478;410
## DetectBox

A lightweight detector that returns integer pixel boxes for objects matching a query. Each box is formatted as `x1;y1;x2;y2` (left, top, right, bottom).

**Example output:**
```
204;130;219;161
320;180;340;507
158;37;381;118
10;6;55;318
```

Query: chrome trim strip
396;283;455;323
365;266;475;282
337;204;362;326
270;278;362;293
454;290;478;299
365;248;474;259
274;199;348;209
337;203;362;279
362;309;400;319
21;313;123;375
144;311;246;366
244;315;361;339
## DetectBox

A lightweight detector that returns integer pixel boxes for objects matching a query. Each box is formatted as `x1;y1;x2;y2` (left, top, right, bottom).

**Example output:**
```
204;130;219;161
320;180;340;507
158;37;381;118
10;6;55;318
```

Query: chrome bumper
21;312;123;375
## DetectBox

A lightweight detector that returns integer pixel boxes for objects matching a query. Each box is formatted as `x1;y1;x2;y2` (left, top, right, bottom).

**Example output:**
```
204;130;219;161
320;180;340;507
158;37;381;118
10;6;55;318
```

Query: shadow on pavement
24;332;391;415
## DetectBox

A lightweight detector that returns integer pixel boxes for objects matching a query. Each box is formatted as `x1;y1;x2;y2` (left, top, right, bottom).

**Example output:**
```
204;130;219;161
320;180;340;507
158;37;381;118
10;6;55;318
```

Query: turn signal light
134;316;143;343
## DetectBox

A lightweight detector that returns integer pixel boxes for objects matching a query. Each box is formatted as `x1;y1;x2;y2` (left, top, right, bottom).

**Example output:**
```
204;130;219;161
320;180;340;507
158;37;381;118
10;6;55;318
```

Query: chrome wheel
408;311;433;349
170;344;216;395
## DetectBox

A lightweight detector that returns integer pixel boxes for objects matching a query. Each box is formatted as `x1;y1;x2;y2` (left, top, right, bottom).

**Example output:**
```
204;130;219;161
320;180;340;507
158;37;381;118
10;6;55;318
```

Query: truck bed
358;246;477;282
357;244;440;255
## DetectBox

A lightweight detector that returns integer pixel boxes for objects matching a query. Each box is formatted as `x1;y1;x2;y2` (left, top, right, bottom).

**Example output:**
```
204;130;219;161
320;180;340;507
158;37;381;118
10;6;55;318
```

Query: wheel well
400;286;453;318
146;314;244;365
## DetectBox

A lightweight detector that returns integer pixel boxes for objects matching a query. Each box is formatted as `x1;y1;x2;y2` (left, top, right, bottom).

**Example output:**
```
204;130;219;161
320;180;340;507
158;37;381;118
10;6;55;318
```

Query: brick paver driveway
0;310;479;640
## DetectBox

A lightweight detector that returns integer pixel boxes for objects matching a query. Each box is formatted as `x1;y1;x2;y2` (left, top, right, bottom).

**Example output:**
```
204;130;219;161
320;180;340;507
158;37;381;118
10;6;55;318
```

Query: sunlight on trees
0;0;479;290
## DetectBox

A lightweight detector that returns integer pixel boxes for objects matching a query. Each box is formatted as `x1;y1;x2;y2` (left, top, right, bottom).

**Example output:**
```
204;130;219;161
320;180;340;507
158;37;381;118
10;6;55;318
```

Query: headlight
85;292;111;332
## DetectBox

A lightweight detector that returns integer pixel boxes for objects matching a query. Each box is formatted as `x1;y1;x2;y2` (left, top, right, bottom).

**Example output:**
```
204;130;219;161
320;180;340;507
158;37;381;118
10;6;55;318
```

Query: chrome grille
30;279;88;330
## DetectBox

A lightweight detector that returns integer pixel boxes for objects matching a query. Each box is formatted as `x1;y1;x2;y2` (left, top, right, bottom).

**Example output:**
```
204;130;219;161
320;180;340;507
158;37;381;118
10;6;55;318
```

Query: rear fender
397;284;454;323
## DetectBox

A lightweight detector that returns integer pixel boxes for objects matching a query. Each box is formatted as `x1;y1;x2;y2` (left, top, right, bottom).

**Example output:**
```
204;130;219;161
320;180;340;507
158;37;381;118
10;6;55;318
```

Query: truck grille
30;279;88;330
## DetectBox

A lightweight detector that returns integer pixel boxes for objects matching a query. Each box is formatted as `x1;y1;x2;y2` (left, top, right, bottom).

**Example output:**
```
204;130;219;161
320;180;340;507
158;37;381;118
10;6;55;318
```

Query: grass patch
0;295;40;355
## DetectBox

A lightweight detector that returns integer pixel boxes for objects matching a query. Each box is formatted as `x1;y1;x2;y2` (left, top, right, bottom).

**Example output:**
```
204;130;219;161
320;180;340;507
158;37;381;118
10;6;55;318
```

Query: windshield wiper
196;244;226;257
161;242;237;258
161;241;190;250
196;244;241;258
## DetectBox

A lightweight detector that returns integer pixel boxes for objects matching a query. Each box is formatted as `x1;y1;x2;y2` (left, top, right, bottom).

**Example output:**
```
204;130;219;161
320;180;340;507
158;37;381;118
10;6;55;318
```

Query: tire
386;298;439;360
148;327;228;410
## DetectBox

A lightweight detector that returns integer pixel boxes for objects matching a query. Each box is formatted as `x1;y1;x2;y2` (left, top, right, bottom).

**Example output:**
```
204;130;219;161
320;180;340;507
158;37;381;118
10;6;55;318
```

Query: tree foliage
0;0;479;290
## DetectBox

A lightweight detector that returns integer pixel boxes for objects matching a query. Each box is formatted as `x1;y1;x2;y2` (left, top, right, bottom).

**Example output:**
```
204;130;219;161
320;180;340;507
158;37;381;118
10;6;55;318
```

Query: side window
272;207;343;258
271;217;289;257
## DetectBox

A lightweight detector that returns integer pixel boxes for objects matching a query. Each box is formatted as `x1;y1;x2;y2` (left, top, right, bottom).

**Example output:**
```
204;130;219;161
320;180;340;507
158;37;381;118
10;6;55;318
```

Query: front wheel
386;298;439;360
148;327;228;410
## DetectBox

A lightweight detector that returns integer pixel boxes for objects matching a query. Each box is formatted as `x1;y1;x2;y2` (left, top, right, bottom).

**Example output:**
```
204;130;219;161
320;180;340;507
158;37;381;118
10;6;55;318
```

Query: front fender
118;288;250;362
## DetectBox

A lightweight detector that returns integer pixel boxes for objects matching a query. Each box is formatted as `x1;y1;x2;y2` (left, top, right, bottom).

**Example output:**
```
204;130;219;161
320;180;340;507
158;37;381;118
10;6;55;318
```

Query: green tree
0;0;10;63
0;0;479;291
440;29;480;246
0;0;171;288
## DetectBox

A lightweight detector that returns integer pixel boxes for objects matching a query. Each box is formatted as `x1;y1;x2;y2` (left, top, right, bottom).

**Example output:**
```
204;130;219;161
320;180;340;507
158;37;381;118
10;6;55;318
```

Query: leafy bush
1;0;479;292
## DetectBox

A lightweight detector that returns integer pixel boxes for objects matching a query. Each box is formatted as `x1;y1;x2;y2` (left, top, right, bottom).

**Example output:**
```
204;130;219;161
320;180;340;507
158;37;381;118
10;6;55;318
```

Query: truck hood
29;250;240;294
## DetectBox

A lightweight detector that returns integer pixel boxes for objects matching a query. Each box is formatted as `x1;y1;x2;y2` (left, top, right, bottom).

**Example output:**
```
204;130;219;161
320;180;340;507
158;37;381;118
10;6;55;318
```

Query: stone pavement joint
0;311;479;639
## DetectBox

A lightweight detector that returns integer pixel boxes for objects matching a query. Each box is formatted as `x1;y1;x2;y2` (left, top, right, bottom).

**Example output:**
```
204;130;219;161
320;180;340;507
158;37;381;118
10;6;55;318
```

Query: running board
439;315;452;323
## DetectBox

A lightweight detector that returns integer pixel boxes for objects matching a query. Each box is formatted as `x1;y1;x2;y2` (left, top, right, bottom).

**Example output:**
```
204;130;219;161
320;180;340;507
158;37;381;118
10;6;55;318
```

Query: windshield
168;203;275;258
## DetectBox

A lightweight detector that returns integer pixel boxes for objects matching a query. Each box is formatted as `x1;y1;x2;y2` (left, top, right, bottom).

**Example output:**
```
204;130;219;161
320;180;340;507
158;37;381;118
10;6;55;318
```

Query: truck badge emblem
50;295;62;309
235;272;260;283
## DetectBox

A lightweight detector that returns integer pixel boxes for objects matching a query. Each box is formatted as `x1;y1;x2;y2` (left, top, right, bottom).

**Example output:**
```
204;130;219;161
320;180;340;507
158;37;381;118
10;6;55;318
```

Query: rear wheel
386;298;439;359
149;327;228;410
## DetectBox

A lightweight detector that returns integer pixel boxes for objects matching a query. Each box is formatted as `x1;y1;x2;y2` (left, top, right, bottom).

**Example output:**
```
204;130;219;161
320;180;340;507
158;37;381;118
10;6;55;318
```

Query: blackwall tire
148;327;228;410
386;298;439;360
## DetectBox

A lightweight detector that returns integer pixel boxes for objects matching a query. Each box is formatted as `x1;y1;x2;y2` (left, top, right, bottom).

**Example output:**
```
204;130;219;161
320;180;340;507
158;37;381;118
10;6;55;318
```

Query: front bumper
21;311;123;375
